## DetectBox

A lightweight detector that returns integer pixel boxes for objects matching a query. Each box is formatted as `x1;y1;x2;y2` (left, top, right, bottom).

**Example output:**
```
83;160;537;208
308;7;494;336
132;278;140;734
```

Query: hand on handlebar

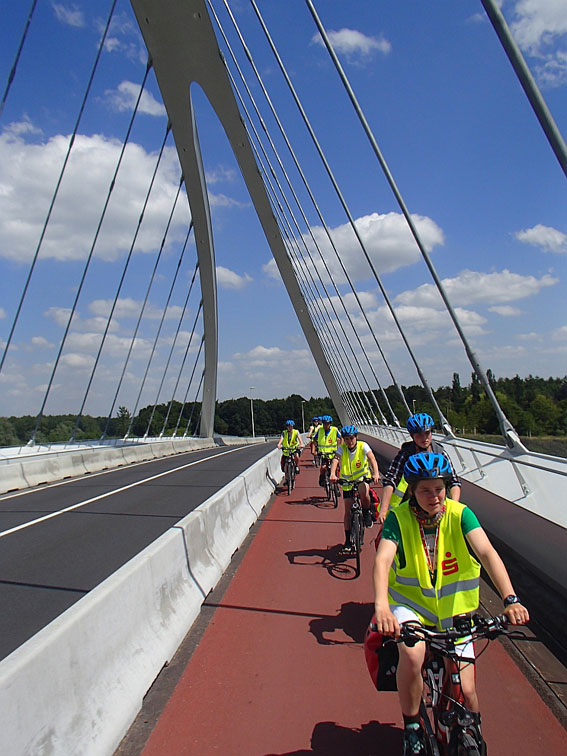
374;607;400;638
503;602;530;625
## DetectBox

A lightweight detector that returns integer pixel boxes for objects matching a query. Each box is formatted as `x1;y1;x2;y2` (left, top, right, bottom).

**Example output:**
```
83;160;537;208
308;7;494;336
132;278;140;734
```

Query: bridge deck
118;450;566;755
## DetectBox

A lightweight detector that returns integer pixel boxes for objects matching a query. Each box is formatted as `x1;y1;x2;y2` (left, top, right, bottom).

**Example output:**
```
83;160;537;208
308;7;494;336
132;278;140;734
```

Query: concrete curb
0;448;282;756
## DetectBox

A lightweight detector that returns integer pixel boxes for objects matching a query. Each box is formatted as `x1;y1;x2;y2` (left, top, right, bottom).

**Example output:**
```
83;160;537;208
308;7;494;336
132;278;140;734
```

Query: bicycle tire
450;730;482;756
285;462;293;495
331;483;339;508
350;511;362;575
419;701;441;756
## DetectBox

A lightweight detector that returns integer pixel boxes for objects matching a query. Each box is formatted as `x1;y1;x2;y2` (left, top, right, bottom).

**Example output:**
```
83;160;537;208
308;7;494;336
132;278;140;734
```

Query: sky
0;0;566;421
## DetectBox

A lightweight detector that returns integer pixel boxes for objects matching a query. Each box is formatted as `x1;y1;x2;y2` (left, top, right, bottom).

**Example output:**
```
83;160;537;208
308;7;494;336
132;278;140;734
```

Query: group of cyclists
277;410;529;756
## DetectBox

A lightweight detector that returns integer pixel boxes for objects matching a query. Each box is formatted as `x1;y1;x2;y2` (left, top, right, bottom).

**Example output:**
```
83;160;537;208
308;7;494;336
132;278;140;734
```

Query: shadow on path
309;600;374;645
264;719;401;755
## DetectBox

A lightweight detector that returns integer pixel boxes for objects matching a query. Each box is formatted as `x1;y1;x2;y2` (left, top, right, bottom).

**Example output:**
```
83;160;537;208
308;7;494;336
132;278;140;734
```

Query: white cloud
216;266;253;290
52;3;85;28
88;298;186;321
102;81;167;117
304;212;444;284
489;305;524;316
311;28;391;63
509;0;567;86
206;166;237;185
0;127;190;263
395;269;558;307
515;223;567;252
0;307;5;319
100;12;146;64
30;336;54;348
552;324;567;340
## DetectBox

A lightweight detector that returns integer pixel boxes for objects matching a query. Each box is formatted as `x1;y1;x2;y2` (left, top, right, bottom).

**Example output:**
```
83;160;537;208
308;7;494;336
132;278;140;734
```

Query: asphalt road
0;441;276;661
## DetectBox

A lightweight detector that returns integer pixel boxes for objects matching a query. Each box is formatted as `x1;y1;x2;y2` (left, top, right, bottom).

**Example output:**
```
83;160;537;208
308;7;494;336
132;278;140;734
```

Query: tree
116;406;131;436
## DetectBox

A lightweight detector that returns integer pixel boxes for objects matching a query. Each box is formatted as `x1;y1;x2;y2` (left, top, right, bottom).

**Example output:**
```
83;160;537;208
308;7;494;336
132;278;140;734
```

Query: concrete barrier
0;448;281;756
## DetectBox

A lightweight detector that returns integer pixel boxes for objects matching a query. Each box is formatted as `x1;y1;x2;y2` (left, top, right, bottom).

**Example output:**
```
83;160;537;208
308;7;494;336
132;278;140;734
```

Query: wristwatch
503;594;520;607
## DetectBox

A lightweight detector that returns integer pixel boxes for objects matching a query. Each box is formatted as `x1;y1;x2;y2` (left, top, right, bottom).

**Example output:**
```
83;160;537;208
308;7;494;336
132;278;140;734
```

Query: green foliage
1;375;566;449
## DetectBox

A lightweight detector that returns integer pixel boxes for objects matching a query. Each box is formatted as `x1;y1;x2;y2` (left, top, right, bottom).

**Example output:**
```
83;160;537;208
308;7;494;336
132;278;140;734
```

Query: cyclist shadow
285;544;359;580
309;600;374;646
265;719;401;755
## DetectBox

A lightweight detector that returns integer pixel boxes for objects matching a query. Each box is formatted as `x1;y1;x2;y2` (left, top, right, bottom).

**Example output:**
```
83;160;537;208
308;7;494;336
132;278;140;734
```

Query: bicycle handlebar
337;476;373;485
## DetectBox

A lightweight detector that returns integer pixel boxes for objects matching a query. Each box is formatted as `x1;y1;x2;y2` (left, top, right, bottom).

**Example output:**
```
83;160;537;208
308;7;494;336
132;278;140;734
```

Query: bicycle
320;453;339;507
366;613;525;756
282;450;298;495
337;476;374;575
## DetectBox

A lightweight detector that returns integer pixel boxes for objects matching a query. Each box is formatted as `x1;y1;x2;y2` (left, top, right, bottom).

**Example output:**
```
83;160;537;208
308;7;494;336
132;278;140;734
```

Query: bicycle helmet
406;412;434;434
340;424;358;436
322;415;332;423
403;452;451;482
285;419;295;426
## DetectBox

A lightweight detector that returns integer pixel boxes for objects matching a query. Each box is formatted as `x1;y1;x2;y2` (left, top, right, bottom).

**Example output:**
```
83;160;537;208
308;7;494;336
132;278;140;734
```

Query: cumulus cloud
395;269;558;307
0;127;191;263
88;298;186;321
311;28;391;63
52;3;85;28
100;12;146;64
509;0;567;86
216;266;253;290
489;305;524;316
297;212;444;285
515;224;567;253
102;81;167;117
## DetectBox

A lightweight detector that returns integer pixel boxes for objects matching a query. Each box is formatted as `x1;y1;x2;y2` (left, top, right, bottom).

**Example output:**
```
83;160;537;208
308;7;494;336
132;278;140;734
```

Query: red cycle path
138;452;565;755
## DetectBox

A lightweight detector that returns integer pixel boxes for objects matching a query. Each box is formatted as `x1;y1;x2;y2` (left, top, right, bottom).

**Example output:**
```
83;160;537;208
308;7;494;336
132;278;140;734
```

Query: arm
366;449;380;486
372;537;399;636
277;435;283;450
449;485;461;501
466;528;530;625
329;456;339;481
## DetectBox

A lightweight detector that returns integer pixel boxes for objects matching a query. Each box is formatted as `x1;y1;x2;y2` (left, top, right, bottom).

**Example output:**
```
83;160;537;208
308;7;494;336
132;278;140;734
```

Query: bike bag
364;615;399;691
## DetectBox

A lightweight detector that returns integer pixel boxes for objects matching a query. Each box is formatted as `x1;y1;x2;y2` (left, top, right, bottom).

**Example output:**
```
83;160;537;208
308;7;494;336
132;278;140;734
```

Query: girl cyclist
372;451;529;756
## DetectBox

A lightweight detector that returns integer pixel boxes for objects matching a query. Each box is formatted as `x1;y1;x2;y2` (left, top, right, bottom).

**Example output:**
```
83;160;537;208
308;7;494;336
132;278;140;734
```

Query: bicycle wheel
449;730;482;756
324;471;331;500
285;462;293;495
350;512;362;575
331;482;339;508
419;701;441;756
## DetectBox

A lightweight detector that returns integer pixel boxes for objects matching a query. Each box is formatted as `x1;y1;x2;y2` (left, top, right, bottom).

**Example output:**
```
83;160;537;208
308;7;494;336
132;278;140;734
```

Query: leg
458;659;479;712
358;481;373;527
397;640;426;717
341;494;353;549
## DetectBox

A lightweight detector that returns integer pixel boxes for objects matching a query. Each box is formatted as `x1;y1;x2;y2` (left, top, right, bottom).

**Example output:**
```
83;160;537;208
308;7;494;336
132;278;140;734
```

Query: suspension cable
0;0;118;376
0;0;39;118
174;336;204;437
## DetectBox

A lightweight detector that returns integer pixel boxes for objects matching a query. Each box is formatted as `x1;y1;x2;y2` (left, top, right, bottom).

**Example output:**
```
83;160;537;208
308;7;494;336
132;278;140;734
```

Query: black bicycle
337;477;373;575
282;450;297;495
396;614;526;755
321;453;339;507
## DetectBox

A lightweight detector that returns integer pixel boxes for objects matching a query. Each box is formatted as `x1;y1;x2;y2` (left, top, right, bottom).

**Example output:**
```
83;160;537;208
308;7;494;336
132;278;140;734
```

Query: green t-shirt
382;504;481;569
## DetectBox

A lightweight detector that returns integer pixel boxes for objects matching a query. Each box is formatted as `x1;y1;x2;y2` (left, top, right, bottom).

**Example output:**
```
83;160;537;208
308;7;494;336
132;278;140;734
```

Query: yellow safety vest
388;499;480;630
339;442;369;490
390;476;408;507
281;428;299;454
316;426;339;456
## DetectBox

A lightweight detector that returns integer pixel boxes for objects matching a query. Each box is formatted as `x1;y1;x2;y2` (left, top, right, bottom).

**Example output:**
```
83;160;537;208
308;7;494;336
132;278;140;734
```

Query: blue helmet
322;415;332;423
404;452;451;482
285;419;295;426
406;412;434;434
341;424;358;436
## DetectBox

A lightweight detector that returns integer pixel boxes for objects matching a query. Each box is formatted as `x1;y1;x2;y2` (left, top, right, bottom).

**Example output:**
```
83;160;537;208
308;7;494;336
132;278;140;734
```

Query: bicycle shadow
285;544;358;580
264;719;401;755
309;600;374;646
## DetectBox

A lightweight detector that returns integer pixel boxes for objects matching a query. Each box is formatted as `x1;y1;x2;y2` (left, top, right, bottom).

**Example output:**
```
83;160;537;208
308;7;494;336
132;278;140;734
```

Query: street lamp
412;398;416;415
301;400;306;434
249;387;255;438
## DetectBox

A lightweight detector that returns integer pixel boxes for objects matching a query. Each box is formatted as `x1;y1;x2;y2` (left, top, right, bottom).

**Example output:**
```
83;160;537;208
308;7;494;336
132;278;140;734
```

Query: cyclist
372;451;529;756
379;412;460;527
329;425;380;552
309;416;321;461
316;415;342;487
277;419;303;475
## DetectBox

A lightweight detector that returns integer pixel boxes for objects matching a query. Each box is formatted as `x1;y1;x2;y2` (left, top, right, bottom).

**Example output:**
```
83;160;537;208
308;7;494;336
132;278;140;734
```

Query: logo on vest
442;552;459;575
356;461;361;468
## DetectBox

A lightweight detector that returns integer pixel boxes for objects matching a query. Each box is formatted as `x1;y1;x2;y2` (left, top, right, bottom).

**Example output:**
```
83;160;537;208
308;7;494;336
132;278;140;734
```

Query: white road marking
0;446;246;539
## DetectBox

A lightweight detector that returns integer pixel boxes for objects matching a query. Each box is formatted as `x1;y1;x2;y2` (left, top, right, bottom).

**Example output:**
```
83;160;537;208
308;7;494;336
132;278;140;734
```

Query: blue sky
0;0;566;419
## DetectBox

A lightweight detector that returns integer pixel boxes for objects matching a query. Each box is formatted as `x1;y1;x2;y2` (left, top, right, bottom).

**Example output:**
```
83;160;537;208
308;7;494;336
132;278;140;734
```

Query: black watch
503;594;520;607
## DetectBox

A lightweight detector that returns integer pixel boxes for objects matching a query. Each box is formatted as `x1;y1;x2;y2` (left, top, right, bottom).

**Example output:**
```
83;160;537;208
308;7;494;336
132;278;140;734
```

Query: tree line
0;373;565;447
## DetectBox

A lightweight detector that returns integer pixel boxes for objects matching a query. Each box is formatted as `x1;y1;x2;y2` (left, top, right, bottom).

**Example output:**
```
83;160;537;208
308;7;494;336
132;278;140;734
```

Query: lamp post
249;386;255;438
301;400;306;434
412;398;416;415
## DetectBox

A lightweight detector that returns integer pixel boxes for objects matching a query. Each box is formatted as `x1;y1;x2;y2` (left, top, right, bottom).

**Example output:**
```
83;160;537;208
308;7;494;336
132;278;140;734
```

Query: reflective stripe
437;577;480;598
388;589;439;626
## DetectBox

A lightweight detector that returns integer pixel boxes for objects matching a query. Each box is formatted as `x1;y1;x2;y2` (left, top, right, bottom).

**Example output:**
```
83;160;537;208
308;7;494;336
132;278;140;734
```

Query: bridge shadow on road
264;719;401;755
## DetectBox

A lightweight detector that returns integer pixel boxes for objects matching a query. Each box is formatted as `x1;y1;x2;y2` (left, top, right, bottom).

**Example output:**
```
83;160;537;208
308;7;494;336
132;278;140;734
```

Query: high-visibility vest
316;426;339;456
309;424;320;440
390;476;408;507
281;428;299;454
388;499;480;630
339;442;369;490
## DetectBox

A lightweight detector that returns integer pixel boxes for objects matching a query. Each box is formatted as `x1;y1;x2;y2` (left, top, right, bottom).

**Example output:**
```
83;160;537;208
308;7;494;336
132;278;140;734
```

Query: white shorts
391;604;475;660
